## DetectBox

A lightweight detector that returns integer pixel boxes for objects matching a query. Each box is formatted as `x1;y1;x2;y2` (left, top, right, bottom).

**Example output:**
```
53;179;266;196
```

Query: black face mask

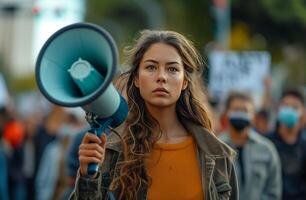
229;111;251;132
229;118;250;131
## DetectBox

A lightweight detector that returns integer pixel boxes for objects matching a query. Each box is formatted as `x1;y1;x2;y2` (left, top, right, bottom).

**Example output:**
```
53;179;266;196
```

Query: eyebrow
144;59;180;65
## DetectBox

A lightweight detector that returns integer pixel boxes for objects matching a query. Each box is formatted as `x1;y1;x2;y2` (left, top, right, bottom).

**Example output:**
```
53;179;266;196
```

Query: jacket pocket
216;182;232;200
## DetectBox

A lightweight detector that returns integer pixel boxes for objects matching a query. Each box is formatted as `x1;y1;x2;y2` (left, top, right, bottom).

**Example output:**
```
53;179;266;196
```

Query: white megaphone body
35;23;128;175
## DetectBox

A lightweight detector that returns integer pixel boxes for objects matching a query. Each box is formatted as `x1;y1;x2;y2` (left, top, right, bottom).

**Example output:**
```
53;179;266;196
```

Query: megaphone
35;23;128;175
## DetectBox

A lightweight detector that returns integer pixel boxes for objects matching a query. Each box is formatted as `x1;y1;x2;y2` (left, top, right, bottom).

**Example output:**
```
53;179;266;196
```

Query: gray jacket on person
219;130;282;200
70;120;239;200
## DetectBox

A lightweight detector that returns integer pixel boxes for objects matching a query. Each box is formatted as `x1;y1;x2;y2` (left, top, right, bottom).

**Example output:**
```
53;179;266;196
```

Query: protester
219;91;281;200
21;112;40;200
267;88;306;200
19;105;68;200
254;108;272;135
0;140;9;200
0;106;9;200
2;106;27;200
70;30;238;200
35;108;85;200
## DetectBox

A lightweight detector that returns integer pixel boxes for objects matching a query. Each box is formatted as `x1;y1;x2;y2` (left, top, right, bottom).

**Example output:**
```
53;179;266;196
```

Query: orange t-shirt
146;136;204;200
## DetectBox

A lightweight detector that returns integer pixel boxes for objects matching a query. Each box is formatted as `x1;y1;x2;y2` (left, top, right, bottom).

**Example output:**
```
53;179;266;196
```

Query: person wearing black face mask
219;91;281;200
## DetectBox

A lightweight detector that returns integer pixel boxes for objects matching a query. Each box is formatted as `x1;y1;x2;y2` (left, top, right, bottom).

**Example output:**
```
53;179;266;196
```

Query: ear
134;76;139;88
182;79;188;90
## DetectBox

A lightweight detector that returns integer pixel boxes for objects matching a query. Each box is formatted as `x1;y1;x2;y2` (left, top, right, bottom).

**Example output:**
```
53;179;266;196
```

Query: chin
146;100;176;108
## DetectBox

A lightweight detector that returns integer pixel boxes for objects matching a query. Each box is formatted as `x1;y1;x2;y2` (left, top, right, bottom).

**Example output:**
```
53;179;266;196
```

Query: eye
145;65;156;70
168;66;179;72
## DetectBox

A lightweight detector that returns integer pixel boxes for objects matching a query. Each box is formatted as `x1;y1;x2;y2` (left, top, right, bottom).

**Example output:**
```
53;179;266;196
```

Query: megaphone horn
35;23;128;175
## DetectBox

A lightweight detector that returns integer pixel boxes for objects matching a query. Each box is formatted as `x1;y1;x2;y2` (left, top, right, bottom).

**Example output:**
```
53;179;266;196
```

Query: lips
153;87;169;93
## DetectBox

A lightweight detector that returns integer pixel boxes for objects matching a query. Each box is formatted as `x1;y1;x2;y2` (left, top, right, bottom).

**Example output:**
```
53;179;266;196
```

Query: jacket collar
181;120;236;159
105;125;124;152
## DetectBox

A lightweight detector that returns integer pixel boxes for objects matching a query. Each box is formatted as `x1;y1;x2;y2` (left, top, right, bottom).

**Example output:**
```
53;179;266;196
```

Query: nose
156;68;167;83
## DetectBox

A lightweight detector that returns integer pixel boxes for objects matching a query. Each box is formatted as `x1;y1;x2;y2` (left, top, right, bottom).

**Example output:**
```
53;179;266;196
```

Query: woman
70;30;238;200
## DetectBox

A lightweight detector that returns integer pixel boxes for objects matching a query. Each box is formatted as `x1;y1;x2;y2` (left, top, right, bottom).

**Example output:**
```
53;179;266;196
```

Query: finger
79;156;102;164
79;143;105;154
80;165;87;176
82;132;101;144
79;149;103;160
100;134;107;148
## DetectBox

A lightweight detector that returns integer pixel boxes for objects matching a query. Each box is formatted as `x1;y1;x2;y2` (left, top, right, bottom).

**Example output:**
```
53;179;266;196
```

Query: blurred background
0;0;305;200
0;0;305;97
0;0;305;108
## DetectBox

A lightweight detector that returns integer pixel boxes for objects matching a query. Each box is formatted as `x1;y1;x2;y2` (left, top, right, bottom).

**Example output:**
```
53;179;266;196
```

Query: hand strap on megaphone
85;112;112;135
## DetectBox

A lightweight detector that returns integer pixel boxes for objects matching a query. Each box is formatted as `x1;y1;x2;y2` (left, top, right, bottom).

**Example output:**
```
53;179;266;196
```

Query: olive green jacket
70;120;238;200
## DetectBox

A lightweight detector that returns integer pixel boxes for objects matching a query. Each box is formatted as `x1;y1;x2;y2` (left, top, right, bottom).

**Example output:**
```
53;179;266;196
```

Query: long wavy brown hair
111;30;213;199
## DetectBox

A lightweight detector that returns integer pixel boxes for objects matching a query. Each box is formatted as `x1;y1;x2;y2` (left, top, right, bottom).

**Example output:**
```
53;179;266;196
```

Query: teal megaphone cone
35;23;128;175
35;22;127;119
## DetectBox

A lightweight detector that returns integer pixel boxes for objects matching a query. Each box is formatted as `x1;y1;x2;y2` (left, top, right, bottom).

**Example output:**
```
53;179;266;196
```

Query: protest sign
208;51;271;107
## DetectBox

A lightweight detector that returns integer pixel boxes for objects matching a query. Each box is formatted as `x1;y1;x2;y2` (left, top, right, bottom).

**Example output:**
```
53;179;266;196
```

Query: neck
278;124;300;144
229;127;249;147
146;103;188;143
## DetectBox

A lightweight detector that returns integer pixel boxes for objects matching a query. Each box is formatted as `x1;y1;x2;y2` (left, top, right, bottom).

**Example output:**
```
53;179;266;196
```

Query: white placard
208;51;271;106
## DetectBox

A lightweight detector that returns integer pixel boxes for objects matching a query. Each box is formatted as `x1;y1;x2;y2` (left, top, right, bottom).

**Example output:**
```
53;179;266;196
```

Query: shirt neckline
154;136;193;150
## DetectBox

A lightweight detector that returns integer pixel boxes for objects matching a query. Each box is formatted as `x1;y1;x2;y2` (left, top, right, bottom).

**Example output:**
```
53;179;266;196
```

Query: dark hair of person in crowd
256;109;270;120
254;108;271;134
225;91;254;110
281;87;305;105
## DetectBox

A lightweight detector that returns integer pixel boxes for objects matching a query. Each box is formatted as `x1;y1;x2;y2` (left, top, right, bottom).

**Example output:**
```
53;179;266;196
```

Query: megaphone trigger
85;111;113;137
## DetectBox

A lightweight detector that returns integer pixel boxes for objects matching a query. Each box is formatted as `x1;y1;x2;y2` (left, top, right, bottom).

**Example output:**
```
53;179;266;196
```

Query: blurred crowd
214;87;306;200
0;76;305;200
0;101;88;200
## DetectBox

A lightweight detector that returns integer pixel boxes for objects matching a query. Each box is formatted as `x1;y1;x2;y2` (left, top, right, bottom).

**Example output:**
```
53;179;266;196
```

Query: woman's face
134;42;187;108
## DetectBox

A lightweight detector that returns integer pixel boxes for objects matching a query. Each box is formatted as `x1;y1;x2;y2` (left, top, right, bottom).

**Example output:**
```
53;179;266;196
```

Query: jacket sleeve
229;162;239;200
69;148;120;200
261;145;282;200
69;170;104;200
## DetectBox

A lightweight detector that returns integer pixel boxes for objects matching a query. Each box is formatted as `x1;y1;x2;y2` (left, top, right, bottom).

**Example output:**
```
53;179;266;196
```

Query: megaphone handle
87;119;112;175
